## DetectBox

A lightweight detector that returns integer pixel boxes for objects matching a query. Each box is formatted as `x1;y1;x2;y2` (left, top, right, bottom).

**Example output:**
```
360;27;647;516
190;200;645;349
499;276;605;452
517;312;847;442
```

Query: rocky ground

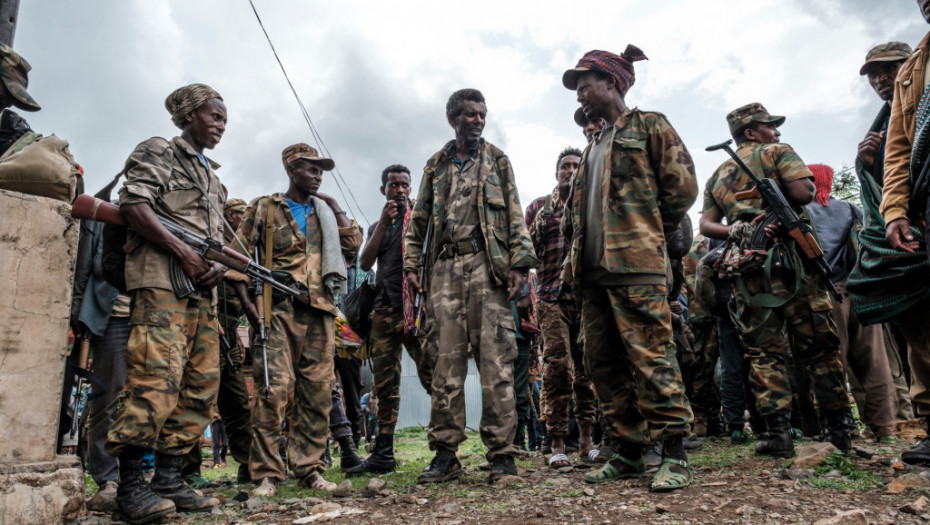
76;427;930;525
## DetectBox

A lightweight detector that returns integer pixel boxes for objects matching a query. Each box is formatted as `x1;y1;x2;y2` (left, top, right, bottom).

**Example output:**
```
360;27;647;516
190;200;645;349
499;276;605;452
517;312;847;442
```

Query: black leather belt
438;238;485;259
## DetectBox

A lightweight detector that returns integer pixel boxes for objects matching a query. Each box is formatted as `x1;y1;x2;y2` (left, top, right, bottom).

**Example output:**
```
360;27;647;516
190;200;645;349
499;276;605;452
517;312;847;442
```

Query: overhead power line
247;0;369;226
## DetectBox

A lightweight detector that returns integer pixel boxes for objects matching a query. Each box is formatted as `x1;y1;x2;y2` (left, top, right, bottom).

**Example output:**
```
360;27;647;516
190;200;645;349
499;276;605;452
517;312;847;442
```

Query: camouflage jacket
119;136;227;293
702;141;812;224
403;139;538;288
562;109;698;284
231;193;362;316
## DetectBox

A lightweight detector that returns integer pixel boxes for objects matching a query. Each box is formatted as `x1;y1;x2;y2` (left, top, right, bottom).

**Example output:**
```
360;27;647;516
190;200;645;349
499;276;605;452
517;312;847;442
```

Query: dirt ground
77;427;930;525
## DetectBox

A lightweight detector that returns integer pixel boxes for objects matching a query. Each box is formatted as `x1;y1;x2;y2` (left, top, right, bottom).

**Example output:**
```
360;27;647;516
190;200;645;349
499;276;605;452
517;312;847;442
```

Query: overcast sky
12;0;929;228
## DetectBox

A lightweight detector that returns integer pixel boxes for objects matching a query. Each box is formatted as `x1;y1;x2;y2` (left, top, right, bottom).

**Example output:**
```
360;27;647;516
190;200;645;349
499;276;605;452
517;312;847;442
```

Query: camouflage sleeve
701;172;723;217
225;197;268;286
648;114;699;237
769;143;812;185
497;155;539;270
118;137;173;207
339;220;363;258
403;164;434;274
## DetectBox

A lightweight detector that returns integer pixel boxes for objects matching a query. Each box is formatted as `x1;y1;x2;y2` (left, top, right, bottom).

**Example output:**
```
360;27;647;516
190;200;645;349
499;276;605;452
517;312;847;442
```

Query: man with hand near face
347;164;435;476
404;88;538;484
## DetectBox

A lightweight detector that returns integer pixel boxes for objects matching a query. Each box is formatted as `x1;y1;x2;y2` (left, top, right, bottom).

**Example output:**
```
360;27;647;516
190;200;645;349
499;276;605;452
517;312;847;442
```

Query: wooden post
0;0;19;46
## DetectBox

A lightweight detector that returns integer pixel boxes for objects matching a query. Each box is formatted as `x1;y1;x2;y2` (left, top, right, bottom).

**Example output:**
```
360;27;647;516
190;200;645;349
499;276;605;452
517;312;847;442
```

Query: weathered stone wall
0;189;83;524
0;189;78;463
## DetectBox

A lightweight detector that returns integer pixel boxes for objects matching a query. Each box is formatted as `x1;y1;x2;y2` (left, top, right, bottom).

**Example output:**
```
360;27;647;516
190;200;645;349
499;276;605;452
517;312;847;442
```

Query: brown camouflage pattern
368;305;435;434
404;139;539;287
423;252;519;460
537;300;596;436
105;288;220;456
562;109;698;285
249;299;334;482
702;141;812;224
581;284;693;444
231;193;362;316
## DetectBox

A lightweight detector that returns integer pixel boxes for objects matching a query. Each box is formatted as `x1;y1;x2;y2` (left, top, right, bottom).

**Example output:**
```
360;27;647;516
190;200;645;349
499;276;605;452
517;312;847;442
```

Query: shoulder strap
264;198;276;321
543;194;552;218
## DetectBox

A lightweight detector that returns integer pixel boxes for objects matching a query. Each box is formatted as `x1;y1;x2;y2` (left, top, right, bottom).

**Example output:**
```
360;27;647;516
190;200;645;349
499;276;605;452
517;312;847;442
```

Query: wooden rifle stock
787;228;824;260
734;188;761;201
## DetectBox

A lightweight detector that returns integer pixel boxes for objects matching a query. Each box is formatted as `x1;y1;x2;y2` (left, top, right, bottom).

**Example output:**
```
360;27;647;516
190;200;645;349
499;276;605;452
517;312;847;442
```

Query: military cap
281;143;335;171
726;103;785;136
859;41;912;75
0;43;39;112
225;198;247;213
573;107;587;127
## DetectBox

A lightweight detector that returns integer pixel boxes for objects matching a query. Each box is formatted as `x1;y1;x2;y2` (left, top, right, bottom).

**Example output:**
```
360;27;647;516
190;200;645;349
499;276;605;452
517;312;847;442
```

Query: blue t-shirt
286;199;313;236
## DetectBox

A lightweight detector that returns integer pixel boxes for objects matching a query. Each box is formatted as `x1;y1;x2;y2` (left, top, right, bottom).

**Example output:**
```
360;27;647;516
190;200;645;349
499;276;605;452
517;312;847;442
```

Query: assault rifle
68;333;91;439
71;194;300;299
411;220;433;337
254;247;271;399
705;140;842;302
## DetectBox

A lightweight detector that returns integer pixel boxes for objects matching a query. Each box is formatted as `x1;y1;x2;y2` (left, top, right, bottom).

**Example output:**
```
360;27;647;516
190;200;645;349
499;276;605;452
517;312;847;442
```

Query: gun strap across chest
264;199;276;322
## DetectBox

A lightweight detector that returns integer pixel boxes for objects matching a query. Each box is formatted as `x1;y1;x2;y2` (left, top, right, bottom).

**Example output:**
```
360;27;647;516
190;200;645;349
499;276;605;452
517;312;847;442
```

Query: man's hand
857;131;883;170
196;262;226;289
507;270;525;301
380;200;400;225
669;299;684;316
751;212;780;239
886;218;920;253
406;270;423;295
178;244;213;283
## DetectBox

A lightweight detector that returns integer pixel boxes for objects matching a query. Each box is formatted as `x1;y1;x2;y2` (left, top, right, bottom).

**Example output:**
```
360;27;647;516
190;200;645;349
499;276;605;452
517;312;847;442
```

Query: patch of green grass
689;441;750;469
803;454;884;491
560;489;583;497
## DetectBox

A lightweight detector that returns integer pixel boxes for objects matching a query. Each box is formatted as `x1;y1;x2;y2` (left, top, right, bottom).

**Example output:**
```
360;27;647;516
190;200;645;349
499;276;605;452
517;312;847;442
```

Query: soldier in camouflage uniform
525;147;597;467
699;103;851;458
681;235;723;437
347;164;435;477
230;143;362;496
180;198;255;485
404;88;539;484
106;83;228;522
561;47;697;492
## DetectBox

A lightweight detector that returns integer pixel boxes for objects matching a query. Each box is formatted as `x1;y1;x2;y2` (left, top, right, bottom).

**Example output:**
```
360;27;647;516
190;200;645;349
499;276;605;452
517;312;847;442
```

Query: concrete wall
0;189;78;463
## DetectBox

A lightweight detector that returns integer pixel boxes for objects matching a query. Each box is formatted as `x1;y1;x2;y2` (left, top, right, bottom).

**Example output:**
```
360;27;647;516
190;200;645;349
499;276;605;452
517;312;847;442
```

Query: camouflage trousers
249;299;334;482
424;252;518;460
731;271;849;417
685;319;721;421
369;305;434;434
537;300;596;437
106;288;220;457
581;284;692;445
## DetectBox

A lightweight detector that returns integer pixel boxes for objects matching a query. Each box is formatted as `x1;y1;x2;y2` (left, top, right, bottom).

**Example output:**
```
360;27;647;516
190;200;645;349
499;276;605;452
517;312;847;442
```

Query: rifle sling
264;199;275;322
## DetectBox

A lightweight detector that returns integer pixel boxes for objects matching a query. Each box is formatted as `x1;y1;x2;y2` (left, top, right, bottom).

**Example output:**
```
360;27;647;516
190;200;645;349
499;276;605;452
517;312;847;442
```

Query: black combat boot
903;420;930;465
345;433;396;476
417;447;462;484
488;454;517;483
338;435;363;471
824;409;853;454
754;414;795;458
150;452;219;512
115;447;176;524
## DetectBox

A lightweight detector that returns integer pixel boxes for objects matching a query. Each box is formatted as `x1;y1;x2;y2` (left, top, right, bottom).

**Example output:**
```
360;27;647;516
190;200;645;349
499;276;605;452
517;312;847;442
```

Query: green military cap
726;102;785;136
225;198;247;213
0;43;39;112
281;143;335;171
860;41;912;75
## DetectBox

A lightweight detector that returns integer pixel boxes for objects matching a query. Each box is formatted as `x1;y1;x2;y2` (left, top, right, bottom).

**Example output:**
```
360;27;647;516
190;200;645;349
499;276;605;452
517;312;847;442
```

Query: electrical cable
247;0;370;226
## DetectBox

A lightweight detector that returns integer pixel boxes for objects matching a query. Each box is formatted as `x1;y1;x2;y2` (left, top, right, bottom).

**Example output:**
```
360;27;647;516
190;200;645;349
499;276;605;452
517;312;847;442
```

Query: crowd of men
3;1;924;522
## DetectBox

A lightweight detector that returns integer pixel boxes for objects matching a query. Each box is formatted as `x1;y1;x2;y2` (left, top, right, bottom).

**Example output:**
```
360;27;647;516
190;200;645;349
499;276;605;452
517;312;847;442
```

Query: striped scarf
909;81;930;187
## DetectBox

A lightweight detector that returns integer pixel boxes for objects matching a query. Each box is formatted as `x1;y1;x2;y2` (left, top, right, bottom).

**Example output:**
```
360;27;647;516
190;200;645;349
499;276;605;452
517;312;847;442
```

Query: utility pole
0;0;19;46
